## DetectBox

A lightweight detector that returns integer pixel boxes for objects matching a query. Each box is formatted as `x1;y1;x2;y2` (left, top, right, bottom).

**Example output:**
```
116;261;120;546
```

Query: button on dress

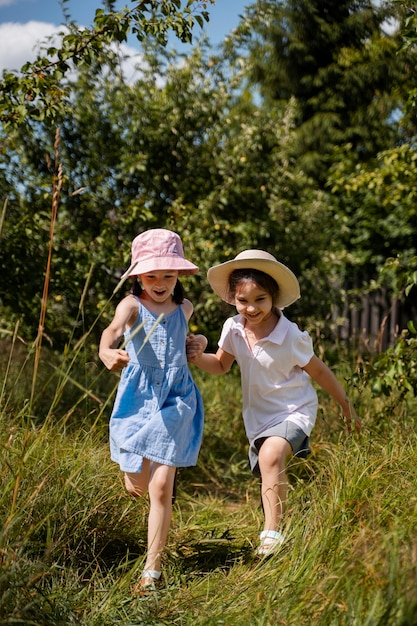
109;297;204;473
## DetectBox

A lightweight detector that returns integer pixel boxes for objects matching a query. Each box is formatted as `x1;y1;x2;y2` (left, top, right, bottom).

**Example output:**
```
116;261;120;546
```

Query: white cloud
115;45;146;83
0;20;144;84
0;21;62;72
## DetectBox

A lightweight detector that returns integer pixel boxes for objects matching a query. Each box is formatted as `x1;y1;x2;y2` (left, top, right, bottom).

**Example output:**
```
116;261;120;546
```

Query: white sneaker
257;530;285;556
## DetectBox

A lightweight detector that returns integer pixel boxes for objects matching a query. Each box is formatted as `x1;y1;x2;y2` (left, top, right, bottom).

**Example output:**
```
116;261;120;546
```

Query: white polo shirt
218;313;318;441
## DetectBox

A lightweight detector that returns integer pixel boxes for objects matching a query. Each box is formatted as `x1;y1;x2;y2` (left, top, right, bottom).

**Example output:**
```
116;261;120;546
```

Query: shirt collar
233;312;289;344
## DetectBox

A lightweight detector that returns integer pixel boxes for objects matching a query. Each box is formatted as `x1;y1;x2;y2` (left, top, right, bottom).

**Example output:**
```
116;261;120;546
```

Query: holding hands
186;334;208;363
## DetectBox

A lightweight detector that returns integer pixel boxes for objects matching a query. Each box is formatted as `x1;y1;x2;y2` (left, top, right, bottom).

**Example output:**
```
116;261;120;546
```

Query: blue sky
0;0;250;72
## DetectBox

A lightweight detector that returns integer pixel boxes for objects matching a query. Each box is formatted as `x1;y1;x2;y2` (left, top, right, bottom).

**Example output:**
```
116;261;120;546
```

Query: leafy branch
0;0;212;127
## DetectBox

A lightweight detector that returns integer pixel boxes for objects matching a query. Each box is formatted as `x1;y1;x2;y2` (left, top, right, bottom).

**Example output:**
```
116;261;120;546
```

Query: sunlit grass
1;331;417;624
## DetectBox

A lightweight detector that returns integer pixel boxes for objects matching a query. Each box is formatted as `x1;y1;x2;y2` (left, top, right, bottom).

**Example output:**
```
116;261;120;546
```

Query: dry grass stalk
31;128;63;405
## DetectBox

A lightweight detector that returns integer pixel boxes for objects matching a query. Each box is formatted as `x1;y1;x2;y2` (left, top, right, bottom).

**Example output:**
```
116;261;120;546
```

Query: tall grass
1;334;417;624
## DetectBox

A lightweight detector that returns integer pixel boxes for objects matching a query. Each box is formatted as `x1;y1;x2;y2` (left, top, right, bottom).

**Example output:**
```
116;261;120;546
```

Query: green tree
3;0;416;353
237;0;417;181
1;42;337;349
0;0;212;128
329;143;417;275
0;0;212;348
326;142;417;340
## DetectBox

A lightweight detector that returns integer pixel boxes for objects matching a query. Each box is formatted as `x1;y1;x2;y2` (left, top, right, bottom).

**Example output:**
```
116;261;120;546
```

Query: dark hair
131;278;185;304
228;268;280;304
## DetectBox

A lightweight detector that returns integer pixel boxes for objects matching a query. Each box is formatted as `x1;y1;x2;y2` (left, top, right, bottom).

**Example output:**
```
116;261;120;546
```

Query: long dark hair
131;278;185;304
228;268;280;305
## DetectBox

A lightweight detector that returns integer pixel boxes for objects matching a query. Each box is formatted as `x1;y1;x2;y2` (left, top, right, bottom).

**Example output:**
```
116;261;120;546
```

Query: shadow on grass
67;524;253;581
174;535;253;576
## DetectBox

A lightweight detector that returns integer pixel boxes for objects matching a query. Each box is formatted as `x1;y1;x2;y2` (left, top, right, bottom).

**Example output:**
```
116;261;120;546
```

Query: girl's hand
99;348;130;372
342;401;361;434
186;334;208;363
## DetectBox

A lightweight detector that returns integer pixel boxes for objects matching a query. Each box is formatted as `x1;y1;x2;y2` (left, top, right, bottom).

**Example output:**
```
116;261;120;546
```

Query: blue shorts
249;421;310;478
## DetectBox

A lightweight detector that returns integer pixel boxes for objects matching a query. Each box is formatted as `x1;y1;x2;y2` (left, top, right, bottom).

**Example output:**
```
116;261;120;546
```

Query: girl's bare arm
182;298;194;322
190;346;235;375
99;296;137;371
303;355;361;433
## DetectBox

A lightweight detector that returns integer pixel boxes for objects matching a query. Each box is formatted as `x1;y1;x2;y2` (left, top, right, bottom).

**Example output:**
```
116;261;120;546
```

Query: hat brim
122;258;199;279
207;258;300;309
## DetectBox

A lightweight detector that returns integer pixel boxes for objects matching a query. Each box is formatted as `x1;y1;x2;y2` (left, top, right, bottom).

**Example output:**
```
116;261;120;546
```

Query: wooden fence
332;287;416;352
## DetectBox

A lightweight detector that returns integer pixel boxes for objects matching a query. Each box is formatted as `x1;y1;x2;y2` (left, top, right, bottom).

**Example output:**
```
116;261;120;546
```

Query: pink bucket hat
123;228;199;277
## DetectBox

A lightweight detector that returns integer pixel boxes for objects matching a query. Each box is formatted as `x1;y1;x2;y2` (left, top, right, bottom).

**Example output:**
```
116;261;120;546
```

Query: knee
259;438;290;474
149;470;176;505
150;475;172;503
259;445;281;469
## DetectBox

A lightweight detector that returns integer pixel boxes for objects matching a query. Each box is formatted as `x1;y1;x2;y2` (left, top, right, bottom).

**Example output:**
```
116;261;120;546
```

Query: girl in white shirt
187;250;360;556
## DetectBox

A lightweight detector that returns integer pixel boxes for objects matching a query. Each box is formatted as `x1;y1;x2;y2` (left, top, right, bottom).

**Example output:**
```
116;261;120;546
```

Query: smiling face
139;270;179;303
233;279;274;327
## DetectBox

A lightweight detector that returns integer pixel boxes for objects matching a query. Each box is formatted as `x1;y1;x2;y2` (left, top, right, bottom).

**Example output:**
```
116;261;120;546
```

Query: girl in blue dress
99;228;205;593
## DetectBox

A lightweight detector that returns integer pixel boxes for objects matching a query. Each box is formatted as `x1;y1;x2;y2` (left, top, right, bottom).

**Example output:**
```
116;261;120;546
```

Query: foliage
328;144;417;276
391;1;417;132
393;1;417;50
0;0;416;354
0;0;213;127
0;44;338;350
357;320;417;407
238;0;417;181
1;3;417;620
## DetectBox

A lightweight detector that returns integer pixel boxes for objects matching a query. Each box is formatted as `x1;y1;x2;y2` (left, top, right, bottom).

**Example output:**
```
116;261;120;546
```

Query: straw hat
123;228;198;277
207;250;300;308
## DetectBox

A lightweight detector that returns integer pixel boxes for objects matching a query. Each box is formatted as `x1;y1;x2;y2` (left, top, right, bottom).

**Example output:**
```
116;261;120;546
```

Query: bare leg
125;459;150;496
125;461;176;572
258;436;292;531
145;463;176;571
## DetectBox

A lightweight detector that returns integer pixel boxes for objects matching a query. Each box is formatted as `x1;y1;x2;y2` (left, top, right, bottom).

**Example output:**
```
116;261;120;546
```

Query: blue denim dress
109;297;204;473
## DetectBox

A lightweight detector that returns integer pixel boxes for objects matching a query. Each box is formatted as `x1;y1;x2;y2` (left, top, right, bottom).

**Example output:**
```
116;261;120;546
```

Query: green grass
1;344;417;625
